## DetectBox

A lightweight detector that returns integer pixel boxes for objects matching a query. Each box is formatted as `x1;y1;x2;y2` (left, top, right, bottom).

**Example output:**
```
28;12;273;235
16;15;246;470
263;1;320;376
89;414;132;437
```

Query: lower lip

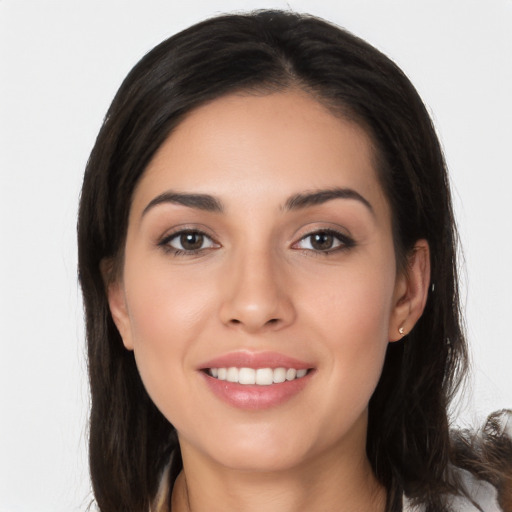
201;371;313;410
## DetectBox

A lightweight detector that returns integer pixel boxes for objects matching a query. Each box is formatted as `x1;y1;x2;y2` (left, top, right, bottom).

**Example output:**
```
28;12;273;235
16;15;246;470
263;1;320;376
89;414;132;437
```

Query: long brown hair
78;10;508;512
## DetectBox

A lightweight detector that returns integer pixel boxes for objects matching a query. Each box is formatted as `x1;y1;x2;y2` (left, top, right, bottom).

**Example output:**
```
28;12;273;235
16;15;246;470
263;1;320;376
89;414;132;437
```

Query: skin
107;90;430;512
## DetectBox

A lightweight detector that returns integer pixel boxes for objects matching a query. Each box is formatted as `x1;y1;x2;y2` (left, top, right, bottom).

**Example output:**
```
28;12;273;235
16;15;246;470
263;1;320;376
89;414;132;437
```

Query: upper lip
198;351;313;370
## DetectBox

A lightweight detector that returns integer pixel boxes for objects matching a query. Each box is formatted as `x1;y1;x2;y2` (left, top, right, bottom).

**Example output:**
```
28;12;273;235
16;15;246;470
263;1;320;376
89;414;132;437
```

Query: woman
77;10;511;512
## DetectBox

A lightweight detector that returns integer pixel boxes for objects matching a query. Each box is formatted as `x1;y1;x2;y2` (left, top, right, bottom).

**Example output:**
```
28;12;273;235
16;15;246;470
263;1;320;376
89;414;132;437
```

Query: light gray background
1;1;511;511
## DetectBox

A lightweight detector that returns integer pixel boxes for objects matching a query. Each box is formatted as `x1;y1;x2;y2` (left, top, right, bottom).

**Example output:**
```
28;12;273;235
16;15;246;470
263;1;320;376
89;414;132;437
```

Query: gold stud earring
398;326;405;335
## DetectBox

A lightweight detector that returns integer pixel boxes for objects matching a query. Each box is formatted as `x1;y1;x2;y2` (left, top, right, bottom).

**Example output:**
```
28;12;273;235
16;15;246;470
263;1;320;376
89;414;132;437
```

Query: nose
218;249;296;333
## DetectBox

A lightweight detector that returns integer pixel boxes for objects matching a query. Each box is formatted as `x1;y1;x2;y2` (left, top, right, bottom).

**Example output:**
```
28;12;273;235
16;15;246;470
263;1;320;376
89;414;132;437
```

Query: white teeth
239;367;256;384
208;367;308;385
226;367;238;383
286;368;297;381
273;367;287;383
256;368;273;385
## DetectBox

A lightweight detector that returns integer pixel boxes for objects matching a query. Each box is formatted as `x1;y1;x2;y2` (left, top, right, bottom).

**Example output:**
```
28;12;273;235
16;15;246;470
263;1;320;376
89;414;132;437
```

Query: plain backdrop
1;1;511;511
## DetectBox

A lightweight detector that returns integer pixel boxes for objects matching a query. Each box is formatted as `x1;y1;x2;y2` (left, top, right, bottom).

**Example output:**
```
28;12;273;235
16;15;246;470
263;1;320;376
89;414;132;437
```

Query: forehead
131;90;389;221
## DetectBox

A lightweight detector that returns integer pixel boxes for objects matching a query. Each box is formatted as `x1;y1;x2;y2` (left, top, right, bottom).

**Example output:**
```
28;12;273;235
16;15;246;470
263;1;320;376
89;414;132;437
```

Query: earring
398;326;405;336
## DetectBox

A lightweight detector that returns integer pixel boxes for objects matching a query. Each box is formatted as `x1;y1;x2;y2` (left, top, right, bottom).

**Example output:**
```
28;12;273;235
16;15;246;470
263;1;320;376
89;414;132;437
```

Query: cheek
122;260;218;417
126;256;217;343
302;259;395;400
306;256;396;341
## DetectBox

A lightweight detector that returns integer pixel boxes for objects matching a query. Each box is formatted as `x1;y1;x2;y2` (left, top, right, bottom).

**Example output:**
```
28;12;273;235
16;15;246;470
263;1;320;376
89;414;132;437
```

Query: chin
178;420;338;474
209;443;309;473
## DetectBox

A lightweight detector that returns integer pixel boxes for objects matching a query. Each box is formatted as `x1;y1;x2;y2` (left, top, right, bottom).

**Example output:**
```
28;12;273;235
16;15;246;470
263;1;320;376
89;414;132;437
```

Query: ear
101;259;134;351
388;239;430;342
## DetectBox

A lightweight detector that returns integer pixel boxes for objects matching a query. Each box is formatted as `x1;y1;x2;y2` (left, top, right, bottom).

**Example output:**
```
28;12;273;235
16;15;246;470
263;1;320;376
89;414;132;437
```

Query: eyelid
291;227;355;253
158;226;221;255
156;224;354;256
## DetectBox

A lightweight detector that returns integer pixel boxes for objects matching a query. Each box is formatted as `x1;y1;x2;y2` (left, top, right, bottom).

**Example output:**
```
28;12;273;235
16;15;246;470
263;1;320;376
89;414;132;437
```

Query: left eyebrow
284;187;374;215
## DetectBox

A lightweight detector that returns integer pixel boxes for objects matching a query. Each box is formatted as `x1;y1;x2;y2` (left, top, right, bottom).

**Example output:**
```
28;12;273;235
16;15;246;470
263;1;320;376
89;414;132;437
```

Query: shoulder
403;472;502;511
448;469;502;512
403;467;505;512
450;409;512;511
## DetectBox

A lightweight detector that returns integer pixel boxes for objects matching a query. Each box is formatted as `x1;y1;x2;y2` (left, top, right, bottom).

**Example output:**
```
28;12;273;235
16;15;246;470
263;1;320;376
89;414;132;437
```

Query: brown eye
310;232;334;251
294;229;355;253
163;230;218;254
180;232;204;251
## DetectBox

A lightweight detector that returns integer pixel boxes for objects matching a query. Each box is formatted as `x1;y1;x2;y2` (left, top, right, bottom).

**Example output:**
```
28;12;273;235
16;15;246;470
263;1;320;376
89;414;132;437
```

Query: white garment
402;470;502;512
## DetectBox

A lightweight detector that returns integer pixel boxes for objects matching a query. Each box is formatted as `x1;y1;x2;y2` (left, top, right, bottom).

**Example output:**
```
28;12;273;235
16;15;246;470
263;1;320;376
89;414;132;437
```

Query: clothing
154;411;511;511
403;470;503;511
154;471;504;512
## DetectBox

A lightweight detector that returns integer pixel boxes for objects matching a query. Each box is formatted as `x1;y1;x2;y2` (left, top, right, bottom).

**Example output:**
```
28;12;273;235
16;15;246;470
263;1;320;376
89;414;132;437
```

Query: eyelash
158;228;355;256
293;229;355;255
158;229;219;256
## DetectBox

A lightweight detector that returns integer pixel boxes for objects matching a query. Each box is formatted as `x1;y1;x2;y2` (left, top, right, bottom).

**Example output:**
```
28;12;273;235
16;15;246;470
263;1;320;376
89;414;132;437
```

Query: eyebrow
141;187;373;218
284;188;374;215
142;191;223;217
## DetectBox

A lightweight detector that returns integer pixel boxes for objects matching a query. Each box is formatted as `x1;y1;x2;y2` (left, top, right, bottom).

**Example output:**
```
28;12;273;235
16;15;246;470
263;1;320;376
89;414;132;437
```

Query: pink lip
198;351;315;410
198;351;313;370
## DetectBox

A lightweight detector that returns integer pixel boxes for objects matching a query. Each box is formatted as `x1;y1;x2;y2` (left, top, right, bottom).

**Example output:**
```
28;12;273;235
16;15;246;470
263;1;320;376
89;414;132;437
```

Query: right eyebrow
141;191;224;218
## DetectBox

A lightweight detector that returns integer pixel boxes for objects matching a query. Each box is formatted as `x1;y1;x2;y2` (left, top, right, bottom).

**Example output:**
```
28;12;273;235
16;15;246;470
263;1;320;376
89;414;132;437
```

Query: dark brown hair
78;10;508;512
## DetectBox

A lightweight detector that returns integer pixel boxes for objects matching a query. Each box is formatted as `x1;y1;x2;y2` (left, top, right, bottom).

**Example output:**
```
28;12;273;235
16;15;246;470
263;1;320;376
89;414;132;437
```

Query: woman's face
108;90;420;473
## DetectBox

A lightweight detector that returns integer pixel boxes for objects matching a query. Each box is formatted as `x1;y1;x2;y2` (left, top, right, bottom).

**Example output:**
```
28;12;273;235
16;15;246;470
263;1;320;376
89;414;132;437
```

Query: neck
171;442;386;512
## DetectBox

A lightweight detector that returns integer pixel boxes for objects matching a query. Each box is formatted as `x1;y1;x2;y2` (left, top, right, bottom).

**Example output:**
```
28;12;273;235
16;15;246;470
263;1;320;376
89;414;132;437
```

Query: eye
294;229;354;253
160;230;218;254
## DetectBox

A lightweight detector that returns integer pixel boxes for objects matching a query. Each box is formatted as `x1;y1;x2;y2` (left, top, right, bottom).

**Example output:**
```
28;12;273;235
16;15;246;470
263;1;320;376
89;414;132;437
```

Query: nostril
228;317;280;327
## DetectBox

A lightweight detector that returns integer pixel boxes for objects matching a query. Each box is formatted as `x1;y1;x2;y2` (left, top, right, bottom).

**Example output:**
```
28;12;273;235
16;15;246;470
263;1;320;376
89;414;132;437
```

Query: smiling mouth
206;367;309;385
